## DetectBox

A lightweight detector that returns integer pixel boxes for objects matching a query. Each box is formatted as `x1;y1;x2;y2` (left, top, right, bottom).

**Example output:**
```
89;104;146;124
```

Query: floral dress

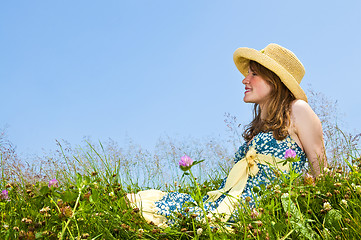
154;131;307;222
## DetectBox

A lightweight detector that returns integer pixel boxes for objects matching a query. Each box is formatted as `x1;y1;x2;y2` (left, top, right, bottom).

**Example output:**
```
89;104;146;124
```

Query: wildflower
138;229;144;233
59;206;73;218
303;173;315;186
356;185;361;194
109;191;114;197
197;228;203;236
179;155;194;171
250;208;260;219
282;193;289;198
48;179;58;188
253;228;262;235
1;190;9;200
323;202;332;211
274;185;280;190
21;218;33;224
152;228;161;234
57;199;64;208
39;206;51;214
247;223;253;230
83;191;91;200
340;199;348;208
353;164;358;170
323;167;330;173
81;233;90;239
284;149;296;159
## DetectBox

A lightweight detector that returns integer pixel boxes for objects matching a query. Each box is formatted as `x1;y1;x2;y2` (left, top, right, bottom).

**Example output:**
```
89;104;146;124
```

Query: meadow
1;91;360;239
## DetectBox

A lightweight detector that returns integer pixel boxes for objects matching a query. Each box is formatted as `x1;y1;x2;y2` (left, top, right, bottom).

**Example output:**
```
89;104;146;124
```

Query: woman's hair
242;60;296;141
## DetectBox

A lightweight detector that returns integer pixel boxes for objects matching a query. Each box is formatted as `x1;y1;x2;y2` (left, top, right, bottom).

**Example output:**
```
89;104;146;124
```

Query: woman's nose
242;75;250;84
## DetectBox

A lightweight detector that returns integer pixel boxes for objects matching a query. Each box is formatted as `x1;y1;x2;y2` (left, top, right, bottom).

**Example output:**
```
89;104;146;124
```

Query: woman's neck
259;103;268;120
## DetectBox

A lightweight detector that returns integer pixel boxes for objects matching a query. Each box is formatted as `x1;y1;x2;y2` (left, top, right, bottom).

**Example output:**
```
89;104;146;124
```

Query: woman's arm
291;100;327;177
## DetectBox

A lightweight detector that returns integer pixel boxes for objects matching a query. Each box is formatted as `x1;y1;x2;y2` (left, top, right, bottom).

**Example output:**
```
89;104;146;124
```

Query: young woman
127;43;327;227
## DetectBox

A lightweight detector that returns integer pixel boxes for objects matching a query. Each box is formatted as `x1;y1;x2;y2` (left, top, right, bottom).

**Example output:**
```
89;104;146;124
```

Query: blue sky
1;1;360;156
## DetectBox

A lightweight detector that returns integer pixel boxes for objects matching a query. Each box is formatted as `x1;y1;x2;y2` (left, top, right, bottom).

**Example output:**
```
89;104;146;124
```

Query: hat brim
233;47;307;102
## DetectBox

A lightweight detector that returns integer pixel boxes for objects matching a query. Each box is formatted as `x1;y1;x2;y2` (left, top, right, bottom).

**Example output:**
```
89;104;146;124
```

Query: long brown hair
242;61;296;141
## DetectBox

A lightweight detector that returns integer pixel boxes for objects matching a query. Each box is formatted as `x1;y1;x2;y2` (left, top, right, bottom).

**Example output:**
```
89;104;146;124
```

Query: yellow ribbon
206;147;290;222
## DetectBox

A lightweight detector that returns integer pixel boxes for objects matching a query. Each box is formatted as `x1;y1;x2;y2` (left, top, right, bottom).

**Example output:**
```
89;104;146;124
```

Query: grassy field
1;134;360;239
1;92;360;239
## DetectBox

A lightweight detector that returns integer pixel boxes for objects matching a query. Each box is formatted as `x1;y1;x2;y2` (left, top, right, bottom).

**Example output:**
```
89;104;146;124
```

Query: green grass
1;142;361;240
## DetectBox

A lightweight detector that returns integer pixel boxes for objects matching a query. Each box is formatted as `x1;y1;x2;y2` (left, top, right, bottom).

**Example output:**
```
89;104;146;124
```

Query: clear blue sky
1;1;360;156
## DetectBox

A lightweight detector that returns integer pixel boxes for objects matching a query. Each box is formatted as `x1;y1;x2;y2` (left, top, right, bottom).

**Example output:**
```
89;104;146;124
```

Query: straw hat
233;43;307;102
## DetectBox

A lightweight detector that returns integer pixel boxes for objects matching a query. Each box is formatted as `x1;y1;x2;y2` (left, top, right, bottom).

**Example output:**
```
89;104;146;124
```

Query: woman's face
242;67;273;107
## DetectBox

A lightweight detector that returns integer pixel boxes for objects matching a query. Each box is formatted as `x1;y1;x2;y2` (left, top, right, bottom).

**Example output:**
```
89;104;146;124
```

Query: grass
1;138;360;239
1;90;360;239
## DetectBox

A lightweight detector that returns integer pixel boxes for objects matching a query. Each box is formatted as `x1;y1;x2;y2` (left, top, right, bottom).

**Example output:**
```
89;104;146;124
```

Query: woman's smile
242;69;272;106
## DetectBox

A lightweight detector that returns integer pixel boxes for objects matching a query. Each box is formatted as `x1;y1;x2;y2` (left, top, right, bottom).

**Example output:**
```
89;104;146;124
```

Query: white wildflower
323;167;330;173
197;228;203;236
340;199;348;208
138;228;144;233
39;206;51;214
323;202;332;211
109;191;114;197
282;193;289;198
355;185;361;194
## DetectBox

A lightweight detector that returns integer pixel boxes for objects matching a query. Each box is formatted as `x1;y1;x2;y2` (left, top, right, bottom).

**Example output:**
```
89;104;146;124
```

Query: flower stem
59;184;84;239
189;169;214;240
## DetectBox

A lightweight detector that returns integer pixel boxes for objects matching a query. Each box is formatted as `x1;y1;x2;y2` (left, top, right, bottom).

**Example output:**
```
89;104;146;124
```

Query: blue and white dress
129;131;307;225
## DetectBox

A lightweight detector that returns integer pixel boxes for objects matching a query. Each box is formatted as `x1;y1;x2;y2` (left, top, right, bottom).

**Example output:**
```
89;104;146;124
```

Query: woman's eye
252;72;257;76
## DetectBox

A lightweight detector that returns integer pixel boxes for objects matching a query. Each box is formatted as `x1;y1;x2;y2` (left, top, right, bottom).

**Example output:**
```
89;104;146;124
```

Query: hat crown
263;43;305;84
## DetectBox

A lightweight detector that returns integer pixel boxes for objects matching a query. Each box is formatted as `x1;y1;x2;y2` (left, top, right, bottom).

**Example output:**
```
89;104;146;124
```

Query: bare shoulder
291;100;319;122
290;99;322;135
291;99;313;114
